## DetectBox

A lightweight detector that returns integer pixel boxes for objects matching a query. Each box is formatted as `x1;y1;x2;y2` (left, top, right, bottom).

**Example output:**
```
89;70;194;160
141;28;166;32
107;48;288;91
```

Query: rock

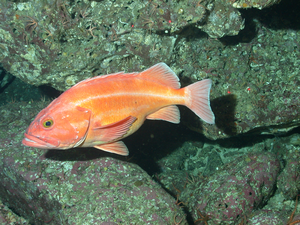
1;1;299;140
180;152;280;224
0;0;245;91
0;102;187;225
199;0;245;38
277;151;300;200
247;210;285;225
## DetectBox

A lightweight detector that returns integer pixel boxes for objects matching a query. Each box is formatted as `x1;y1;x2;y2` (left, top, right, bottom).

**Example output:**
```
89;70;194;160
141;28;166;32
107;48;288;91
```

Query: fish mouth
22;133;59;149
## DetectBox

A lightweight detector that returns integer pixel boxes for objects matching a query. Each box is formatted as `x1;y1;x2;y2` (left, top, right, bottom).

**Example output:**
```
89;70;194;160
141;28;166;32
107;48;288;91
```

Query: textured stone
0;0;245;92
180;152;280;224
0;102;187;225
277;151;300;200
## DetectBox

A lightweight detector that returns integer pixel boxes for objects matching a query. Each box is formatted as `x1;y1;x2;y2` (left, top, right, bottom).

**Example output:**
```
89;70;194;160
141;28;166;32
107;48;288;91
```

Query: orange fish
22;63;215;156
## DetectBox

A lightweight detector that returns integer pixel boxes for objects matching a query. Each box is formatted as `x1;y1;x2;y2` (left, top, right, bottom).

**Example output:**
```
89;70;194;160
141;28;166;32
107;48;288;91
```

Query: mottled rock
247;210;285;225
1;0;300;145
180;152;280;224
0;1;177;91
199;0;245;38
172;11;300;139
0;102;187;225
277;151;300;200
0;0;246;92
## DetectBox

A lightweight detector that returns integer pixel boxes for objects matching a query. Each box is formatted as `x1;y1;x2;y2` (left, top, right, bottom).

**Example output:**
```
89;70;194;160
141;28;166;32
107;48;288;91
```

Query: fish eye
42;119;53;128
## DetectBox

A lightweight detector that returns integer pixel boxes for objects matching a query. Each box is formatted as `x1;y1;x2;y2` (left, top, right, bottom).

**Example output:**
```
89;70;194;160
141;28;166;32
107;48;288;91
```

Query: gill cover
66;106;91;148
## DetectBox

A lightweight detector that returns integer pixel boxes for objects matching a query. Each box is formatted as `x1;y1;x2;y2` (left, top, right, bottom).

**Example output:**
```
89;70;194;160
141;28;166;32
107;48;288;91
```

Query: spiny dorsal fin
138;63;180;89
72;63;180;89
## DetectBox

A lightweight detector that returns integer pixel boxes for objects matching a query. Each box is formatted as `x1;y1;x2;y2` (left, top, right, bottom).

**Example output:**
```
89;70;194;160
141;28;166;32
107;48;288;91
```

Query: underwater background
0;0;300;224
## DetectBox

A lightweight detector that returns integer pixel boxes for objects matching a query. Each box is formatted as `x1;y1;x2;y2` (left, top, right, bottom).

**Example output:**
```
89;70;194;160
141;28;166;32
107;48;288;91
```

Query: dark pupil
45;121;52;126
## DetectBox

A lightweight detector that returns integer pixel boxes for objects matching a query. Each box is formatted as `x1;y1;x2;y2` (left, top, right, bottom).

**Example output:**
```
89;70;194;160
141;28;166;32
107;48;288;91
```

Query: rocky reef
1;0;299;140
0;0;299;224
1;101;300;224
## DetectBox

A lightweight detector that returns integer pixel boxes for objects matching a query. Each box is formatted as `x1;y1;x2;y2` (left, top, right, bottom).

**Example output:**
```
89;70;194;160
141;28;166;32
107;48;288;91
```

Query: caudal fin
184;79;215;124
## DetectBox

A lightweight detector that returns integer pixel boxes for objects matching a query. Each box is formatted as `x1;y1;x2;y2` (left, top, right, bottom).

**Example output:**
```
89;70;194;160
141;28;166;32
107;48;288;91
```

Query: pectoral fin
92;116;137;142
146;105;180;124
94;141;129;156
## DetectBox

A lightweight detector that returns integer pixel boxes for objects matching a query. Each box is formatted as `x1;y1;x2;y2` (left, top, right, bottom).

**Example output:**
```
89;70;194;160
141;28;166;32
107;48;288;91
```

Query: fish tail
184;79;215;124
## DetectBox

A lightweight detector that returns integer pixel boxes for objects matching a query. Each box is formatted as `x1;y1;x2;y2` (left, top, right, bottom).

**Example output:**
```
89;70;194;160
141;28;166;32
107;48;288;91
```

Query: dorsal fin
138;63;181;89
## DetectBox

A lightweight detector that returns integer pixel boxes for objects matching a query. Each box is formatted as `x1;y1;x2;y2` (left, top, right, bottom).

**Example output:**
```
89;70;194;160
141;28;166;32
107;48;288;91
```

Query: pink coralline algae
180;152;280;224
277;151;300;200
247;210;285;224
0;149;188;224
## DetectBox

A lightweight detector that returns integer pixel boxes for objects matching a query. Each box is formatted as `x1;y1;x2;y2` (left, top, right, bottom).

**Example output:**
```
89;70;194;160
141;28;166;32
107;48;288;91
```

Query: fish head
23;100;91;150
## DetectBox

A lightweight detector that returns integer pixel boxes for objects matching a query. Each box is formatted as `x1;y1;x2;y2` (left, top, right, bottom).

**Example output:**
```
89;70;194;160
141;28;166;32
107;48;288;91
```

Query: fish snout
22;132;59;149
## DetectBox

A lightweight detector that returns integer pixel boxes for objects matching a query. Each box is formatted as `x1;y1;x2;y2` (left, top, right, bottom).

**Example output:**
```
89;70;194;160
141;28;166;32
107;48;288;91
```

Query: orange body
74;71;184;143
23;63;215;155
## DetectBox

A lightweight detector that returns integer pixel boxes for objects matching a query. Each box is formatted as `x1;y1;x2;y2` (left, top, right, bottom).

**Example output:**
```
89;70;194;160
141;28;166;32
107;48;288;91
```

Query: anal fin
94;141;129;156
146;105;180;124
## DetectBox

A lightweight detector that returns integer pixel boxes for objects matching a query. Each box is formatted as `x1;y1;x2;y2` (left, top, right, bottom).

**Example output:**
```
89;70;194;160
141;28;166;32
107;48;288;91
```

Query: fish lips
22;133;60;149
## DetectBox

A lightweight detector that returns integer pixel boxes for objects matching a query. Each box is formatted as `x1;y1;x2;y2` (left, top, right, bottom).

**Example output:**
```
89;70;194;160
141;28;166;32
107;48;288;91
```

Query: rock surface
0;102;187;225
0;0;244;91
1;0;299;140
0;101;299;224
179;152;280;224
